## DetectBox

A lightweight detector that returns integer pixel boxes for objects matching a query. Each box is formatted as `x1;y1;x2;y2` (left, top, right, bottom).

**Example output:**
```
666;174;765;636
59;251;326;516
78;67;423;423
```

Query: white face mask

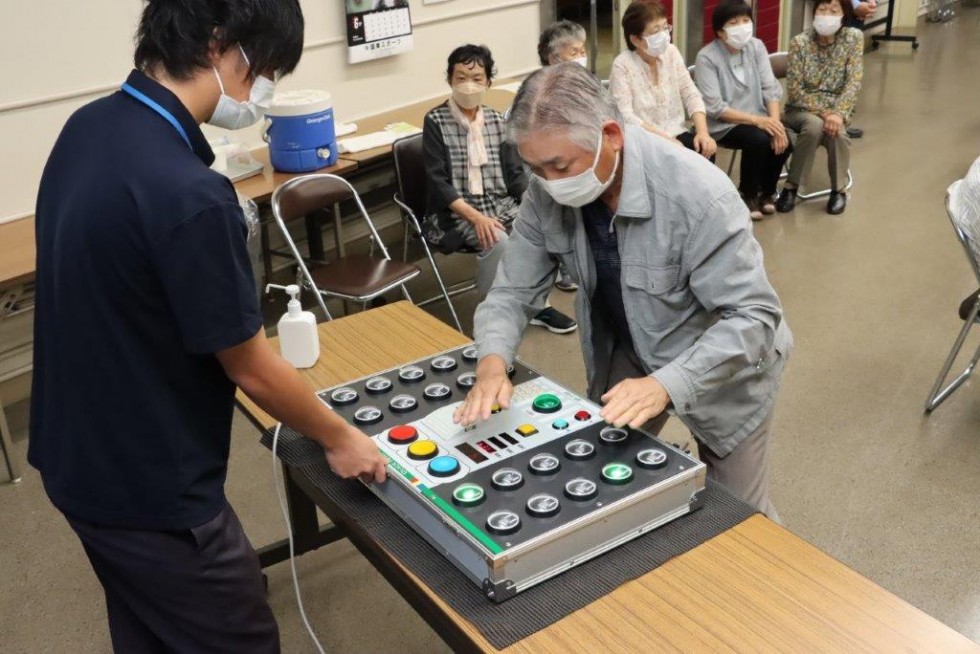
724;22;754;50
571;55;589;68
452;81;486;111
644;31;671;58
208;46;276;130
537;132;619;208
813;15;843;36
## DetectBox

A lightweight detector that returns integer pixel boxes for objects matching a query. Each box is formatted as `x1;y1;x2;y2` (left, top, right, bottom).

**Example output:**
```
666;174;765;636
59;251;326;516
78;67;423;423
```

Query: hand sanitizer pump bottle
268;284;320;368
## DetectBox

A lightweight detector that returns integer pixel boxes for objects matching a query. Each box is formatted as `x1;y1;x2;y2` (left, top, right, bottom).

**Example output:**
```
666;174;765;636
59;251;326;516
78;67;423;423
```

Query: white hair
538;20;587;65
507;62;623;152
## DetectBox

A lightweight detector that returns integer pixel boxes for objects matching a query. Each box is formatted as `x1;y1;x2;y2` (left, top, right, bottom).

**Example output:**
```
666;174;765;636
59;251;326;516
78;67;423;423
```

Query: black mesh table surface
262;426;757;650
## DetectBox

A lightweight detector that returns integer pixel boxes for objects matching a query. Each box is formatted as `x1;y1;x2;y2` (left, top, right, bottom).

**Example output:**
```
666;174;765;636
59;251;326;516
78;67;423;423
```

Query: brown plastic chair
392;134;476;333
271;174;420;320
769;51;853;200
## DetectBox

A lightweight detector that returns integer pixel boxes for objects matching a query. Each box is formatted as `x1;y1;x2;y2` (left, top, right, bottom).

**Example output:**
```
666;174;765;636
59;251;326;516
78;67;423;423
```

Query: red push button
574;410;591;421
388;425;418;445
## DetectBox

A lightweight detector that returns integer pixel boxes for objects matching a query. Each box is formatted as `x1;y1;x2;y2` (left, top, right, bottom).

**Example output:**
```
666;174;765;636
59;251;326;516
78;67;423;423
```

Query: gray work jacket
474;125;793;456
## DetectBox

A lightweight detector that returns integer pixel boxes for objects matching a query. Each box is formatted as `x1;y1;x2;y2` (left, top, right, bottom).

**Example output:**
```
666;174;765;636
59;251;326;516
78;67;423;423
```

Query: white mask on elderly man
452;81;486;110
644;30;671;58
208;46;276;130
813;15;843;36
537;131;619;208
571;56;589;68
724;22;754;50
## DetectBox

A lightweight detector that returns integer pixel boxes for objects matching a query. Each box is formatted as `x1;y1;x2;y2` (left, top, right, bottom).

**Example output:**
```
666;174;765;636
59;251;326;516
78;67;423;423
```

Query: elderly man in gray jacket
454;63;792;519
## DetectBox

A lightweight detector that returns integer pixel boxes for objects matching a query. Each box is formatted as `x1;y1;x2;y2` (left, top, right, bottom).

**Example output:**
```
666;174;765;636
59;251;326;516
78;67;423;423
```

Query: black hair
813;0;856;26
134;0;304;81
445;44;496;83
711;0;753;37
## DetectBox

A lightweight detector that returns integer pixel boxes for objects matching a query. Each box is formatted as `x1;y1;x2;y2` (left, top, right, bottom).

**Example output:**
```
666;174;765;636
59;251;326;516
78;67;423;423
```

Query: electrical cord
272;423;326;654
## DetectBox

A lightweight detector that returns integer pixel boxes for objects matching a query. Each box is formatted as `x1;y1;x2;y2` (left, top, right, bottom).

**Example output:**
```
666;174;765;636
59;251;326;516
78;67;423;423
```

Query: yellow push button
408;440;439;460
490;403;502;414
516;424;539;437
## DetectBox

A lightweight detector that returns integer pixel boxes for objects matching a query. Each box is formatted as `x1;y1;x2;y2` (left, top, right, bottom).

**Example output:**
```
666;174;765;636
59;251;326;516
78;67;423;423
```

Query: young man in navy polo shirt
29;1;385;650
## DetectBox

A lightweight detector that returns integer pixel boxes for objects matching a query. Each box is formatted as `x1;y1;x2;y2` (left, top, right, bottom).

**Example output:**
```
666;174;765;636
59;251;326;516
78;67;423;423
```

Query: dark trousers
674;131;716;163
717;124;792;197
676;131;697;151
65;502;280;654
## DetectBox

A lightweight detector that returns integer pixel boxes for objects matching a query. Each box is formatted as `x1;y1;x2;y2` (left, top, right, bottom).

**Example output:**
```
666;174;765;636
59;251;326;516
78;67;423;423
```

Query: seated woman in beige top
609;0;716;159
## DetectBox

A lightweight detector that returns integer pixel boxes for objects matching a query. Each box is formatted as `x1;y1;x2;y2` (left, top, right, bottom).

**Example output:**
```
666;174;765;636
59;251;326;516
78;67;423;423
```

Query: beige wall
0;0;542;224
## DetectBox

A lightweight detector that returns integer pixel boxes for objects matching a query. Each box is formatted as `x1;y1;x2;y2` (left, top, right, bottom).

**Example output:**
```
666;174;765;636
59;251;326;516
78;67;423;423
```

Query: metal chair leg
726;149;738;177
798;169;854;201
421;240;464;333
925;299;980;412
0;403;22;484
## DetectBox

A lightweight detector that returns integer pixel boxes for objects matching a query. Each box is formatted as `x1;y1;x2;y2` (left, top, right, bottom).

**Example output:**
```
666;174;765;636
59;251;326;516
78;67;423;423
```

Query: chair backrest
273;174;354;222
270;173;398;320
948;157;980;282
272;173;392;259
769;52;789;80
392;133;427;220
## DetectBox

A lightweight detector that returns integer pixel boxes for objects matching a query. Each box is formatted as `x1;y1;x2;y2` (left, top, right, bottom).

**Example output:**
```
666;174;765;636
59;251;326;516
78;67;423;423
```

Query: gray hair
537;20;588;66
508;62;623;152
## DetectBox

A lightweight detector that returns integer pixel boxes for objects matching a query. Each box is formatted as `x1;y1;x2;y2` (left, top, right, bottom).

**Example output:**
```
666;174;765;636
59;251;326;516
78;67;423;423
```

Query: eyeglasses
646;24;673;36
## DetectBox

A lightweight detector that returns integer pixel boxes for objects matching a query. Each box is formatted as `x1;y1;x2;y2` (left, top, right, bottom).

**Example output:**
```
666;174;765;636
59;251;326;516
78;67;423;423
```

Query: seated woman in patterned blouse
777;0;863;215
422;45;577;334
609;0;717;160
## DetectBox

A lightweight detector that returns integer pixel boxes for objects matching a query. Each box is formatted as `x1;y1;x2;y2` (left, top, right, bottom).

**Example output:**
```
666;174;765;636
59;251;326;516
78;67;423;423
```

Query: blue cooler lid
266;89;333;117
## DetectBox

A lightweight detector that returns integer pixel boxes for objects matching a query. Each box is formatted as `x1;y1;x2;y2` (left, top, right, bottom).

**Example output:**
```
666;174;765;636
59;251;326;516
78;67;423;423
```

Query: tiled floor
3;11;980;653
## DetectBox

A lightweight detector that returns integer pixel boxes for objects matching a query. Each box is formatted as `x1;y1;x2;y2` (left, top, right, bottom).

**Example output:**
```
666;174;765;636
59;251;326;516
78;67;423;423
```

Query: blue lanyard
120;83;192;150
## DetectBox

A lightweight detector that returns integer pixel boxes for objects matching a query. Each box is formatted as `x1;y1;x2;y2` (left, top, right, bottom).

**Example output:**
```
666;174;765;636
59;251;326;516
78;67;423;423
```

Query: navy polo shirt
28;70;263;530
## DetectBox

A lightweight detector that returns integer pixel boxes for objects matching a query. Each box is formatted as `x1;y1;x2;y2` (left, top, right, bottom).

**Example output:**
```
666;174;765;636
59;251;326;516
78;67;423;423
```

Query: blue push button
428;455;461;478
552;419;570;430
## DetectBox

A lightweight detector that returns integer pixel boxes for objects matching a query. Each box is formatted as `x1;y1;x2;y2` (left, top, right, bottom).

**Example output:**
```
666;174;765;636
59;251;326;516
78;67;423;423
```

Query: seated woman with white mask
537;20;590;68
776;0;863;216
609;0;716;159
694;0;792;220
422;45;577;334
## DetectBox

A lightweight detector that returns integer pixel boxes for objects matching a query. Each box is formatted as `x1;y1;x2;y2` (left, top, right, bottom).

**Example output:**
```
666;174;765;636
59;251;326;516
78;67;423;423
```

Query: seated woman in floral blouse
609;0;716;159
777;0;863;215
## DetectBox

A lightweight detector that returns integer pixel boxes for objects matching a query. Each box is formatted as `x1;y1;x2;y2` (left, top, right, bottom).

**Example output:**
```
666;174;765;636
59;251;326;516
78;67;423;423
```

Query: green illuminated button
601;462;634;485
532;393;562;414
452;483;486;507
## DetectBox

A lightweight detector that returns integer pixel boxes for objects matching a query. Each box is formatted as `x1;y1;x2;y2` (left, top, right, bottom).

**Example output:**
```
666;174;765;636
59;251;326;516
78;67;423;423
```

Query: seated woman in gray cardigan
422;44;576;334
694;0;792;221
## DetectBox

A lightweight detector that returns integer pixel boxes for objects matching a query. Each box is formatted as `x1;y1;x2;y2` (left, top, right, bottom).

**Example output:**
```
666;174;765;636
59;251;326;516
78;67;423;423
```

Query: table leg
256;462;344;568
332;202;345;257
332;202;352;316
305;211;326;263
260;218;273;286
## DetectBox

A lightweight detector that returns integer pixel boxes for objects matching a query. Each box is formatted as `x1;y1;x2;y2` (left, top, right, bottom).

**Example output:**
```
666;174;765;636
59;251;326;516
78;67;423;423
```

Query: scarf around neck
448;99;488;195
